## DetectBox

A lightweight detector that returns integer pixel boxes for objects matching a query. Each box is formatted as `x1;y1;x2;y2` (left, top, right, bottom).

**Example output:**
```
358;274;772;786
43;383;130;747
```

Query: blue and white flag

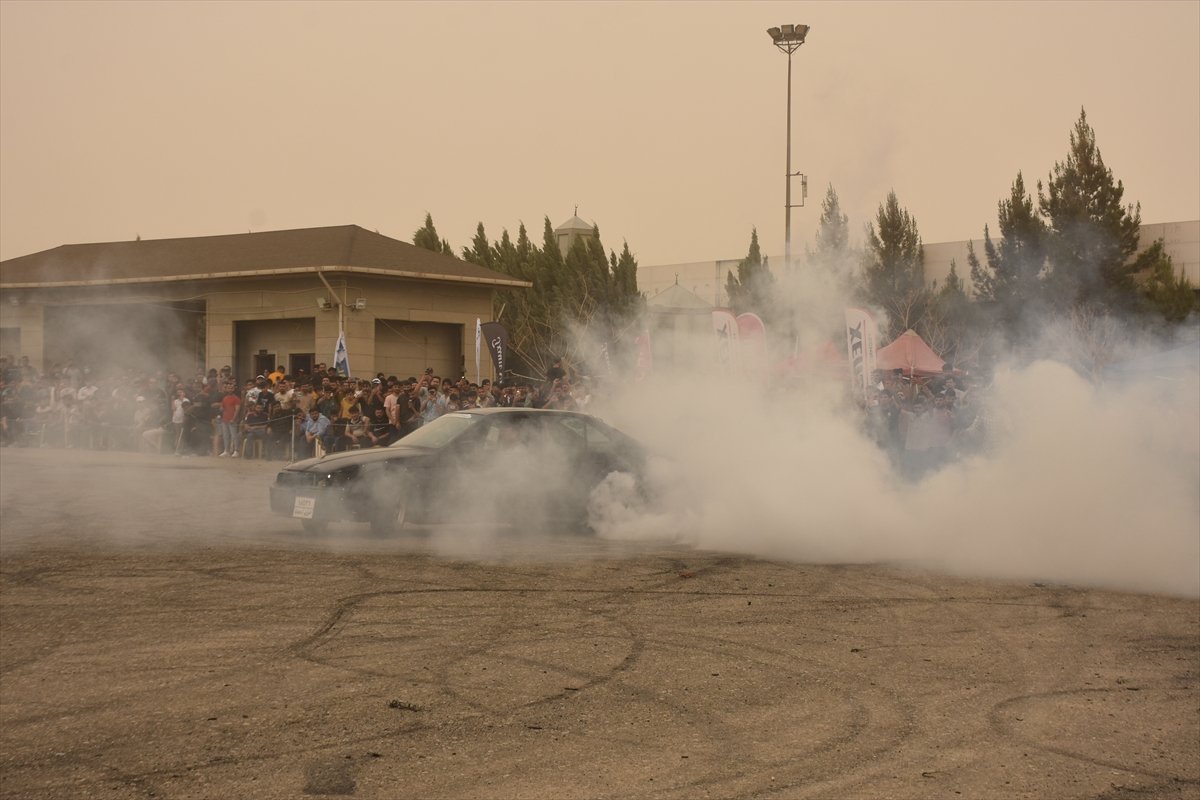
475;318;482;385
334;330;350;377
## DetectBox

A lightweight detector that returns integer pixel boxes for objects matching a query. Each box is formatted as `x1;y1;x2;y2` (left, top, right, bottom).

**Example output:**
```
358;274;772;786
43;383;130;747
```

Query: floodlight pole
768;24;809;272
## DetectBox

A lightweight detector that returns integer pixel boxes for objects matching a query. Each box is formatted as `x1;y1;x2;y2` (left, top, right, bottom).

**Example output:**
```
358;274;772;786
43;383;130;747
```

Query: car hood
284;445;431;472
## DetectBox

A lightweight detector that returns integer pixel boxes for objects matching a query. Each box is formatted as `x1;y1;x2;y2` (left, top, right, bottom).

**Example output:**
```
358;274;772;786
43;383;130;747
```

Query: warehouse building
0;225;529;381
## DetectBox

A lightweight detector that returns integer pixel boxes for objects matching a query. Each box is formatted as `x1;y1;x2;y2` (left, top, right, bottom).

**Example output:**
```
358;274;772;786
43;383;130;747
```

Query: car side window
584;421;617;455
546;417;587;450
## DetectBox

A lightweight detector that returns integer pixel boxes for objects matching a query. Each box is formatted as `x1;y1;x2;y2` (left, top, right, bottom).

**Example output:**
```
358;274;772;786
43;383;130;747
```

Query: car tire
370;494;408;537
301;518;327;534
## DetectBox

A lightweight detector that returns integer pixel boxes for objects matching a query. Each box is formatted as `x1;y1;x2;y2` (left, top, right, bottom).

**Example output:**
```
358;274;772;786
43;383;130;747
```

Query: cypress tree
412;212;453;255
725;228;775;317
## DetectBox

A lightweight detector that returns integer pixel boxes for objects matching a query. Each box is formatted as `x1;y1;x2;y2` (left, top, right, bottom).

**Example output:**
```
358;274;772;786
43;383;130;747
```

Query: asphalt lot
1;448;1197;800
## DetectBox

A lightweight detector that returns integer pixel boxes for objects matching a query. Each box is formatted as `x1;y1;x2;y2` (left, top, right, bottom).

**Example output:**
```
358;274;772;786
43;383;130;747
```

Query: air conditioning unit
353;298;367;311
316;297;331;310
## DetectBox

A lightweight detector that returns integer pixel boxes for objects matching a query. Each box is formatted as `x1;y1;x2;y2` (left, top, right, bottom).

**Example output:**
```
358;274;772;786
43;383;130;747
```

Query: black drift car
270;407;647;534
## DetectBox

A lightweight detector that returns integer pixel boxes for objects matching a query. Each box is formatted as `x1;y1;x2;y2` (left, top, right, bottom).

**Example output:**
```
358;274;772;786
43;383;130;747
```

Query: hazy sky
1;0;1197;267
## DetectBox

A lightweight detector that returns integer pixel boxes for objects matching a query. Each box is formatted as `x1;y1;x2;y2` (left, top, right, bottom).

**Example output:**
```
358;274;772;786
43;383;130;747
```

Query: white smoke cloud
581;305;1200;598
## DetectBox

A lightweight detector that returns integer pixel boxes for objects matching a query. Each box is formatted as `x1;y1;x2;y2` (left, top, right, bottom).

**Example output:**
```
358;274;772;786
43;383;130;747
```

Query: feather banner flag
334;330;351;378
479;321;509;383
475;318;482;384
844;307;879;397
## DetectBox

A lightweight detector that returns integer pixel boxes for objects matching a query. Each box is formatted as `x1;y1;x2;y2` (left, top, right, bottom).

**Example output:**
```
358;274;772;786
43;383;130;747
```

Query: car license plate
293;496;316;519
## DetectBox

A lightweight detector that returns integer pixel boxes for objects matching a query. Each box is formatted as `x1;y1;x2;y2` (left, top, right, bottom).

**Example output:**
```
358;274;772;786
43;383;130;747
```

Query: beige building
0;225;529;381
640;219;1200;305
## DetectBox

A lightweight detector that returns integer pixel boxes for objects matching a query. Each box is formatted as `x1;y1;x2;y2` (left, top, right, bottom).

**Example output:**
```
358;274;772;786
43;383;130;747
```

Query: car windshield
388;412;478;449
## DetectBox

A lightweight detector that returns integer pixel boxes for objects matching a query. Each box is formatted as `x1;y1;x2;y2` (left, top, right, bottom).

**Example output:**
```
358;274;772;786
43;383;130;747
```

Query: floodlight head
768;23;809;49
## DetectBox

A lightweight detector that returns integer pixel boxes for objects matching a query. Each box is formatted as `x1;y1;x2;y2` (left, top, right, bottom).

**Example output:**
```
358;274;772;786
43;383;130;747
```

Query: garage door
375;320;462;381
43;303;203;376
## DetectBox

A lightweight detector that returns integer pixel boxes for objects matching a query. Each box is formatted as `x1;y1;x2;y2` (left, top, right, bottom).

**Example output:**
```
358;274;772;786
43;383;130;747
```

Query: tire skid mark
682;571;1000;800
1;722;436;793
988;688;1200;785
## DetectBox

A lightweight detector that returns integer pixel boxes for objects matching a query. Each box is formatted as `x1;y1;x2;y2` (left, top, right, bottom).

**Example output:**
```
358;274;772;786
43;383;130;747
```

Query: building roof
553;215;596;234
0;224;531;289
647;283;712;310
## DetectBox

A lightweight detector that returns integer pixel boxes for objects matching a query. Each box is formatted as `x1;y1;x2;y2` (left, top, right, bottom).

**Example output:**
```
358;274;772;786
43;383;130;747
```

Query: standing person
218;383;242;457
170;389;190;455
132;396;160;453
383;383;401;427
337;384;358;421
419;386;440;426
398;383;420;437
185;384;216;455
292;382;315;416
317;387;339;421
254;376;276;413
364;379;386;418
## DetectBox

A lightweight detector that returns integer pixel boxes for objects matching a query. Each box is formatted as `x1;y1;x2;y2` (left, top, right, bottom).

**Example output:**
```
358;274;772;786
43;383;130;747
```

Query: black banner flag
480;321;509;382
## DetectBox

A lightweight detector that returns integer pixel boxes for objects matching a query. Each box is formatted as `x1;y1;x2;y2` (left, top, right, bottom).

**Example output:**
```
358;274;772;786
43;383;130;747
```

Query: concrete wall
0;272;495;379
0;302;43;367
638;219;1200;301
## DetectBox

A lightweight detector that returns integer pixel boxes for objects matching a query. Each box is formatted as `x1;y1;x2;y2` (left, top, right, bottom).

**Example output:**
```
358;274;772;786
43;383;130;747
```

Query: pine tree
610;242;640;312
863;191;928;339
1038;108;1142;312
965;171;1050;343
1137;240;1197;323
725;228;775;316
806;184;853;278
412;213;453;255
923;262;977;367
970;172;1048;303
416;213;644;380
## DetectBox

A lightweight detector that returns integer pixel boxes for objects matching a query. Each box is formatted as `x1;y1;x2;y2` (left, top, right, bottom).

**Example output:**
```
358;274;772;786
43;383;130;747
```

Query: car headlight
316;466;359;488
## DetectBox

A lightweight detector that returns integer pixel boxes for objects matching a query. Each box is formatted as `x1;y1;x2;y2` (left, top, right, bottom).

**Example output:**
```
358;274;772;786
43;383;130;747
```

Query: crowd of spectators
0;355;593;461
1;353;987;478
861;369;988;478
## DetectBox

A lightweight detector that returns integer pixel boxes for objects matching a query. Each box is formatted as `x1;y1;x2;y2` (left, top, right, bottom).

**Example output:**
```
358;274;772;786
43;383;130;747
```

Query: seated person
366;406;397;448
240;402;270;458
301;408;334;457
338;407;370;451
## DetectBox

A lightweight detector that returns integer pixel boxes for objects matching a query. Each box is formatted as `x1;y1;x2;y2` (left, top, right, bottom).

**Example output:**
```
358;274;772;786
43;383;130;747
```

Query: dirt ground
1;448;1197;800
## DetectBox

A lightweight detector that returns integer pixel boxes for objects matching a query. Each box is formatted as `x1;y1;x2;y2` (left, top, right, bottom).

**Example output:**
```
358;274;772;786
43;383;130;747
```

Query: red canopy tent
875;329;946;376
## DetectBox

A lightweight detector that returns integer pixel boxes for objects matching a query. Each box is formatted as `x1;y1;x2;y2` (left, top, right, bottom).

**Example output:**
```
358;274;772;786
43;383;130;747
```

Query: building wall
0;302;43;366
234;318;317;381
374;320;462;380
638;259;742;308
1136;220;1200;284
0;273;496;379
637;220;1200;302
200;274;492;379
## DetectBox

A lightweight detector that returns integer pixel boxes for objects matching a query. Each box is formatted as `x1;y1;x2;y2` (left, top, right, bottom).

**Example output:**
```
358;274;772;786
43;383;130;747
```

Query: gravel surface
1;448;1197;799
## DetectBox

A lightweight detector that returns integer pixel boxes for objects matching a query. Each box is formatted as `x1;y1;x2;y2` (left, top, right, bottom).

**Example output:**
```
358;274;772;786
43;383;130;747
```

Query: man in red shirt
218;384;242;457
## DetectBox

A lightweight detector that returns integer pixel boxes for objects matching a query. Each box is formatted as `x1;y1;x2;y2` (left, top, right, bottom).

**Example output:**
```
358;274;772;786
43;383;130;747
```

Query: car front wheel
369;493;408;537
301;517;328;534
